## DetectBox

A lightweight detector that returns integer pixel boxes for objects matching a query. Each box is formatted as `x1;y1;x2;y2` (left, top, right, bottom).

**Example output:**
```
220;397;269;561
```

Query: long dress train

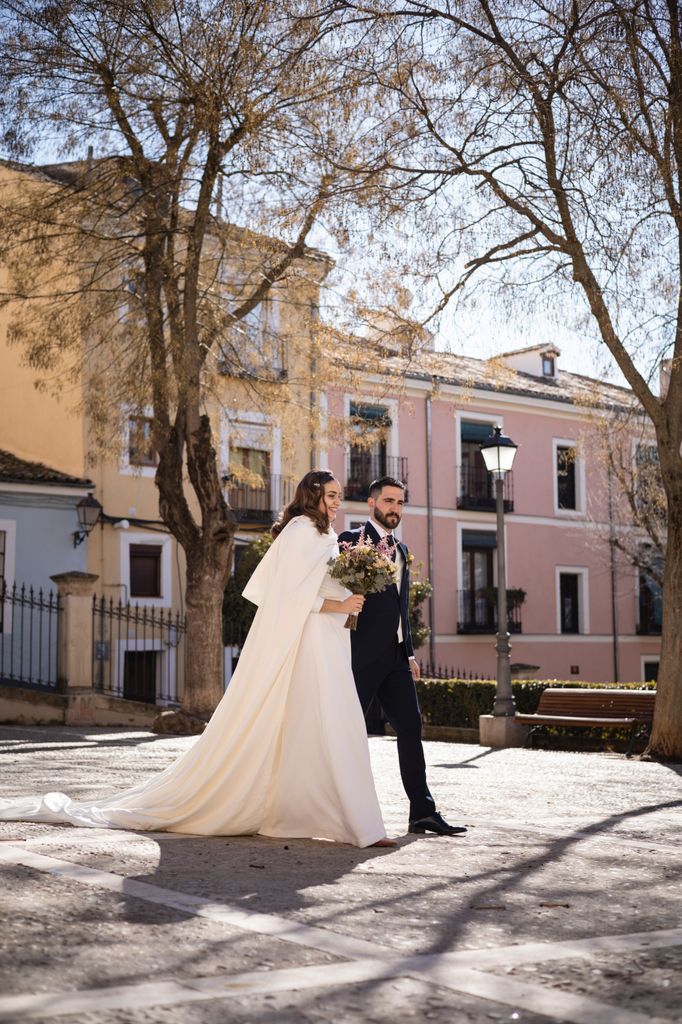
0;516;386;848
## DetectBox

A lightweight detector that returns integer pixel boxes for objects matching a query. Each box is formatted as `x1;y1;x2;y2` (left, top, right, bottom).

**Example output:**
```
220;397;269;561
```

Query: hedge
416;678;657;729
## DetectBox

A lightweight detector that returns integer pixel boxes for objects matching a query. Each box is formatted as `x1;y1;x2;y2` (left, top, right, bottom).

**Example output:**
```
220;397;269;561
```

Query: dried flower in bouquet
327;531;398;629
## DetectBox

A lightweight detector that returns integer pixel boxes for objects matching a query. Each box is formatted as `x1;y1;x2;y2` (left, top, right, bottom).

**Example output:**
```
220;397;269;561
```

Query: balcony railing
344;454;409;501
457;465;514;513
456;588;523;634
226;474;295;526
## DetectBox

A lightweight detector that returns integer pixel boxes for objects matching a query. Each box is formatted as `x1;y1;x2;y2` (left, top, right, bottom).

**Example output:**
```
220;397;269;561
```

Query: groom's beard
373;508;401;532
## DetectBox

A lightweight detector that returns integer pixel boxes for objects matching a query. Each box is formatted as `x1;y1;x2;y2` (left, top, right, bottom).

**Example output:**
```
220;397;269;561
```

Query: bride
0;470;393;848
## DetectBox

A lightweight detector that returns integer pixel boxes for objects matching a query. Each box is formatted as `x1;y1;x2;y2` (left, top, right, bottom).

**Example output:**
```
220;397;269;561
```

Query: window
542;354;555;376
642;659;659;683
634;444;664;519
459;530;497;632
128;415;156;467
460;421;495;506
130;544;162;598
231;446;270;482
556;446;577;509
223;299;285;378
346;403;392;499
559;572;580;633
638;561;663;635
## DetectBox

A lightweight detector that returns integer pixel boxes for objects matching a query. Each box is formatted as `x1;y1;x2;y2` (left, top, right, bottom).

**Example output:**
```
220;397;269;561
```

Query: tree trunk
183;553;232;718
648;464;682;759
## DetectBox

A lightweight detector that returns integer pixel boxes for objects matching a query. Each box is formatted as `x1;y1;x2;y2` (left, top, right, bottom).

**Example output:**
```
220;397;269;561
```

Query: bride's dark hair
271;470;337;537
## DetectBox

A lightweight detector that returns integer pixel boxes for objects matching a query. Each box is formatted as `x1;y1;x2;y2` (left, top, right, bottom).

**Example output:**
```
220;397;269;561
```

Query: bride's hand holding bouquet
328;532;398;629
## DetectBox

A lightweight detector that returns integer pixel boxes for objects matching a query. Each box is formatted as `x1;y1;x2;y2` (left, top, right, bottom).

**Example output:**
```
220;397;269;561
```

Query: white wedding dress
0;517;386;848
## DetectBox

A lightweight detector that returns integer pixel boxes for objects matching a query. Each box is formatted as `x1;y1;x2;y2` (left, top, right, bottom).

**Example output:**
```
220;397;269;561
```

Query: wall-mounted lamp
73;493;103;547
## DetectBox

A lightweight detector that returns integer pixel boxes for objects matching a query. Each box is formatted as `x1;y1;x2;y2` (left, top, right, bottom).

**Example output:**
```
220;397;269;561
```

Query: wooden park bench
516;688;656;757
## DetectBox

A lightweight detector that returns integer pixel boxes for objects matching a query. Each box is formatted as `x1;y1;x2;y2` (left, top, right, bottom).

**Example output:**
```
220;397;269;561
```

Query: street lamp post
480;426;518;717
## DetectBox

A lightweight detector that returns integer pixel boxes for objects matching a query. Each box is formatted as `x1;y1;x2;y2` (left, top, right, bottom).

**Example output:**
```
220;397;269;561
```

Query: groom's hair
369;476;405;499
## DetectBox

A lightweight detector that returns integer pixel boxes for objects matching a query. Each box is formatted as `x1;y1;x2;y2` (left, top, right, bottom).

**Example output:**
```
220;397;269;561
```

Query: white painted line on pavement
0;980;211;1022
0;845;381;960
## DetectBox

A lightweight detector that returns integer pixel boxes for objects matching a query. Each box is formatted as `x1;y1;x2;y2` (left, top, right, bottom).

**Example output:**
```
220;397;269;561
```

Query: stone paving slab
1;725;681;1023
506;946;682;1021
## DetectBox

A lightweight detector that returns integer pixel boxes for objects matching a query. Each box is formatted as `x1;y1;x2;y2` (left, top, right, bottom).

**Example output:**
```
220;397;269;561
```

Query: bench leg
526;725;544;750
626;723;636;758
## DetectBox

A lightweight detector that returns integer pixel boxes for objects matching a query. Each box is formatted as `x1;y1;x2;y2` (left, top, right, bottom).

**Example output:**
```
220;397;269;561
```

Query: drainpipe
607;463;620;682
425;394;436;668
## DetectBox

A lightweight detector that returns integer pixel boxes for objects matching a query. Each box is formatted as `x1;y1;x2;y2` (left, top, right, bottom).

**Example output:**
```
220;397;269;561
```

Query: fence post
50;572;99;692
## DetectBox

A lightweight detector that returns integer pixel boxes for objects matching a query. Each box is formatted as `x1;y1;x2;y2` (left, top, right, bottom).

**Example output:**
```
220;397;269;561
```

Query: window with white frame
556;567;589;634
642;657;659;683
128;414;157;468
542;353;556;377
121;408;157;476
553;440;583;513
121;532;172;607
223;299;285;378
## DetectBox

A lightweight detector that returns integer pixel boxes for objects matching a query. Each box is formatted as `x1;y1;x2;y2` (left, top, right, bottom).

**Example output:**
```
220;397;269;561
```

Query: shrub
416;678;656;729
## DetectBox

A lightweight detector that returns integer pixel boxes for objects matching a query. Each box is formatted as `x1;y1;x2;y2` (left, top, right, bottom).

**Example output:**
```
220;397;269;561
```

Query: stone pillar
50;572;99;692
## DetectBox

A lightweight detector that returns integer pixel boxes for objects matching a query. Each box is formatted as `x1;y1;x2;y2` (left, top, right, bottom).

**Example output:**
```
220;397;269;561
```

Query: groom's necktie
386;534;397;560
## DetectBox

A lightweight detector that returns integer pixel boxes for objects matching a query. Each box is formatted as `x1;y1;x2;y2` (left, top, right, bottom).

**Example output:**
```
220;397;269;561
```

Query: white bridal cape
0;516;386;847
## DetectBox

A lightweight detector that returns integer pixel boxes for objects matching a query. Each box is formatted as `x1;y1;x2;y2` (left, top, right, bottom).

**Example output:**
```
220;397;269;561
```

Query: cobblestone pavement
0;725;680;1023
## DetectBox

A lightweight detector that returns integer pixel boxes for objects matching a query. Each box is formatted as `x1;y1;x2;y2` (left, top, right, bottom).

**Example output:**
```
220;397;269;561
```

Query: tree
340;0;682;758
0;0;379;720
222;533;273;648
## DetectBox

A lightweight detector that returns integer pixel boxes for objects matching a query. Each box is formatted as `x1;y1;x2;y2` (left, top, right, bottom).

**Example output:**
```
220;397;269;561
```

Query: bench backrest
536;688;656;721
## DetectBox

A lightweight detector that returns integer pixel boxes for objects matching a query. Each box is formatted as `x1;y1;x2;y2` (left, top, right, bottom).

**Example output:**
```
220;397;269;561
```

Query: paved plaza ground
0;724;680;1024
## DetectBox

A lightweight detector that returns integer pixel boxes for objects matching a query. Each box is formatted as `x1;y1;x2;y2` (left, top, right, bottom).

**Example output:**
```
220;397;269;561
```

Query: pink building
326;344;661;684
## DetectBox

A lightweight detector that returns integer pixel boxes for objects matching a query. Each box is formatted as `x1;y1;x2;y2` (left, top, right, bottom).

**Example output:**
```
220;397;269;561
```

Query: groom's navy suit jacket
337;521;414;667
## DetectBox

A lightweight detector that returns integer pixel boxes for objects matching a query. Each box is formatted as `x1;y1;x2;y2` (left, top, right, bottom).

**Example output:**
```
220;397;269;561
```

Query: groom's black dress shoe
408;812;467;836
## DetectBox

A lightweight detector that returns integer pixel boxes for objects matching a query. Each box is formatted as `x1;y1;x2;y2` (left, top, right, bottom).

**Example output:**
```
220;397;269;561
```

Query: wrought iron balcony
225;474;295;526
456;587;523;634
457;465;514;513
344;454;409;501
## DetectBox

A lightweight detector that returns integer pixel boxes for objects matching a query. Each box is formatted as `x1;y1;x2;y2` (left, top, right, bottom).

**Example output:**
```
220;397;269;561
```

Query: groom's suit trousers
351;638;436;822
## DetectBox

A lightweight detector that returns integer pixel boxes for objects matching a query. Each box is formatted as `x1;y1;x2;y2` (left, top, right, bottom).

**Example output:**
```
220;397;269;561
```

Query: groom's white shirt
368;517;404;644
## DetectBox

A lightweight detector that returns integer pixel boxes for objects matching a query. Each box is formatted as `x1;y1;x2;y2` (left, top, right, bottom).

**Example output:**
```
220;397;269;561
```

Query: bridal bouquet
327;532;398;629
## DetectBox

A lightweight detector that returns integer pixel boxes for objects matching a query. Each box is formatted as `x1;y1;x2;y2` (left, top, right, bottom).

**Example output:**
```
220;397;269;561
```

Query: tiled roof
0;450;93;488
412;348;636;409
495;342;561;357
334;334;637;411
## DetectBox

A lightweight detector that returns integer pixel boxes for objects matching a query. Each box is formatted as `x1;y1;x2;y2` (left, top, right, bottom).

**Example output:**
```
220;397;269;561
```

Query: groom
338;477;467;837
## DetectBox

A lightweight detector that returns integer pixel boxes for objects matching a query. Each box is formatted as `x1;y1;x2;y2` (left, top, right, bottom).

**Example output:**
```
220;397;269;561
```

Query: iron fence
226;475;295;526
92;597;185;705
457;465;514;512
0;582;60;690
344;454;409;501
456;588;523;634
419;662;493;681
